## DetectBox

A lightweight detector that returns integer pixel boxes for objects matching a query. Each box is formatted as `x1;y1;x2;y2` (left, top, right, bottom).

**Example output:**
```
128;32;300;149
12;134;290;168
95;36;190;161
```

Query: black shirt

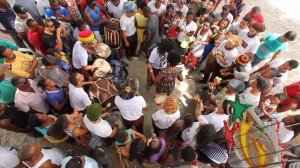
0;107;29;128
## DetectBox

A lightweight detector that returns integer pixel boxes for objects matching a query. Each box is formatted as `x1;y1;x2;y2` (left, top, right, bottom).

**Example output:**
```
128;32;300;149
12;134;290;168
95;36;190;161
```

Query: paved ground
1;0;300;166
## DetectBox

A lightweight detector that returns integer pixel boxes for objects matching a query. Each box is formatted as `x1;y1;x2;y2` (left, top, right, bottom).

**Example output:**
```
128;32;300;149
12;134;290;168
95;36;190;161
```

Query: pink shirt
14;80;49;113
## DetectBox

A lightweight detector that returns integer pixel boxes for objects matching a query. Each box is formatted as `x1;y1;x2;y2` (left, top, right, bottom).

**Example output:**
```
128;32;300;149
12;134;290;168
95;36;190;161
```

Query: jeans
251;54;265;67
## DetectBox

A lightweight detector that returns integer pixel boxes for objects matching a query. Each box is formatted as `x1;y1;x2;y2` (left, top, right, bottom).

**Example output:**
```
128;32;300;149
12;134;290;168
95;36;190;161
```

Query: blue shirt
44;6;71;19
256;33;288;59
46;88;66;106
85;5;101;31
0;3;16;31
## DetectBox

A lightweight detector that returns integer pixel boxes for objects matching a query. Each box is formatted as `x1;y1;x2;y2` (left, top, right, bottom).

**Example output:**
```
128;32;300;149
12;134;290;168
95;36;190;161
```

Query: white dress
191;28;210;57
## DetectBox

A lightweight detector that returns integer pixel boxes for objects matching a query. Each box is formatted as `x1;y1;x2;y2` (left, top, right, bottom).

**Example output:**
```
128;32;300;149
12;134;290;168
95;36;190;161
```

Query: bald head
142;6;151;18
18;144;41;162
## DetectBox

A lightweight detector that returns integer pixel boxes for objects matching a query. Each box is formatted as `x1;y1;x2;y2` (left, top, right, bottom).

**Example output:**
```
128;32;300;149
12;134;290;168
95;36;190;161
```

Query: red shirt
28;28;46;55
246;11;264;24
286;82;300;99
80;0;104;10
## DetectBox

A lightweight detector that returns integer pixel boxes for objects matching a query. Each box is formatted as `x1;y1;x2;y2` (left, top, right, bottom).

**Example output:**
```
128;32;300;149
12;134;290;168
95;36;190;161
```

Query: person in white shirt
146;39;176;89
214;5;234;25
83;103;119;139
173;0;188;17
200;35;241;83
72;30;98;81
107;0;127;19
148;0;166;16
35;0;51;17
237;23;266;56
252;59;299;86
228;15;252;35
115;78;147;133
194;94;230;132
68;72;93;111
152;97;181;134
120;1;138;60
12;77;49;114
177;11;197;55
12;4;34;50
181;114;200;148
0;146;23;168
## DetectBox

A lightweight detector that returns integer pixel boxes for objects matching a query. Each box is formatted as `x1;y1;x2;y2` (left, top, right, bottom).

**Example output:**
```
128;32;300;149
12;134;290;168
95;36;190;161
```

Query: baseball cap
13;4;27;14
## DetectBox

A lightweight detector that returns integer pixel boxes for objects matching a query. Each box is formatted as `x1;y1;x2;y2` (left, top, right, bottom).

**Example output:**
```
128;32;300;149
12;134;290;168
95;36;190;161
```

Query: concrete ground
1;0;300;167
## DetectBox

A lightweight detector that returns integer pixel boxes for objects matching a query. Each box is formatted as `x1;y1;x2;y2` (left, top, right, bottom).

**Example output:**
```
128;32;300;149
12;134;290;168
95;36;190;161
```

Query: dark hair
38;78;47;90
167;52;181;67
0;45;7;58
46;48;60;55
186;11;194;17
242;15;252;23
115;130;128;143
11;76;24;87
28;114;43;128
218;18;230;29
183;114;195;128
69;72;79;86
136;0;147;9
284;31;297;41
251;23;266;33
147;139;162;155
196;124;216;149
56;115;69;130
287;60;299;69
166;4;174;10
50;0;59;5
222;99;232;115
205;16;214;25
74;19;86;28
65;157;81;168
26;18;36;27
129;138;146;162
86;0;96;6
182;146;196;163
251;6;261;12
256;77;270;92
142;6;151;13
157;39;177;56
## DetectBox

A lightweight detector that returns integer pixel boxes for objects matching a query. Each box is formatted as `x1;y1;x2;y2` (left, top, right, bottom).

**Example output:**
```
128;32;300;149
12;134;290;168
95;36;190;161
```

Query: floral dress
156;67;182;95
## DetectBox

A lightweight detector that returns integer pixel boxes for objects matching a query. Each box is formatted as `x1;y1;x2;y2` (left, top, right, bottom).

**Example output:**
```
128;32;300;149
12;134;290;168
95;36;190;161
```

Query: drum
94;43;111;59
93;58;112;80
89;79;118;111
104;19;121;49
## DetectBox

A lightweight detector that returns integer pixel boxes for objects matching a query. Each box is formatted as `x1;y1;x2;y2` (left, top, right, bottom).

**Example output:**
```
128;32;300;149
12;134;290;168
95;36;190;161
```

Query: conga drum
104;19;122;49
89;79;118;111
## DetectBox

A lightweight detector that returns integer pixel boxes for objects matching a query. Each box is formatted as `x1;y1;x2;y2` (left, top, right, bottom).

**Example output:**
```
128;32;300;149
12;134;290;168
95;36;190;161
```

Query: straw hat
163;97;179;114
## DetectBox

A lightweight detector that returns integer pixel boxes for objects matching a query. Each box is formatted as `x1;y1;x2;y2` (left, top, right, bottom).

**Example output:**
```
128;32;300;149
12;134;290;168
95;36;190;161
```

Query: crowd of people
0;0;300;167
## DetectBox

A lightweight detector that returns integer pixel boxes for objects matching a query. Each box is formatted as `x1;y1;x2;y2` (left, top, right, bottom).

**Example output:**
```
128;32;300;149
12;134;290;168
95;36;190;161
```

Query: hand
125;41;129;47
73;109;79;118
102;17;110;23
194;94;202;104
208;82;214;90
1;64;11;73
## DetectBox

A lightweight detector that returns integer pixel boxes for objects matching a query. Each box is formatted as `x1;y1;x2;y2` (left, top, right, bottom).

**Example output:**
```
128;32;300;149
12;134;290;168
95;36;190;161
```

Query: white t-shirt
197;111;229;132
72;41;88;69
120;14;136;37
36;0;51;16
215;40;239;67
228;22;248;35
173;3;188;17
278;120;294;143
69;84;92;111
214;12;234;24
0;147;20;168
148;1;166;15
152;109;181;129
239;87;261;110
114;95;146;121
270;59;288;86
148;47;168;69
15;15;32;33
83;115;112;138
237;31;260;54
177;20;197;42
181;121;200;148
107;0;127;19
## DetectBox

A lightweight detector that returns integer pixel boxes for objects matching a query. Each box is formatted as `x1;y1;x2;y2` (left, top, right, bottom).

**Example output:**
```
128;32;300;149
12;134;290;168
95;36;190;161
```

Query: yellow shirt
135;12;148;42
5;51;33;78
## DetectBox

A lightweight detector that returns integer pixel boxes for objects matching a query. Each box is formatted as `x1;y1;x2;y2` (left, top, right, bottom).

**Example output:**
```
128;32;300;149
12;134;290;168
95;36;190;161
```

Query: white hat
60;156;73;168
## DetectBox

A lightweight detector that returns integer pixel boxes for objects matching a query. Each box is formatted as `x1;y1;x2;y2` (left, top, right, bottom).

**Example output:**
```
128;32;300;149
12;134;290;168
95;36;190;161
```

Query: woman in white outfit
184;20;212;69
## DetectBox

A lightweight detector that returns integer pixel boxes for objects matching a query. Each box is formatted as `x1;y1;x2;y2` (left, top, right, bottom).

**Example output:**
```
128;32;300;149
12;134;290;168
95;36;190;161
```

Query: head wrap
116;78;137;100
41;55;59;66
86;103;103;121
229;79;245;92
123;1;137;13
78;30;97;44
236;54;250;66
163;97;179;114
